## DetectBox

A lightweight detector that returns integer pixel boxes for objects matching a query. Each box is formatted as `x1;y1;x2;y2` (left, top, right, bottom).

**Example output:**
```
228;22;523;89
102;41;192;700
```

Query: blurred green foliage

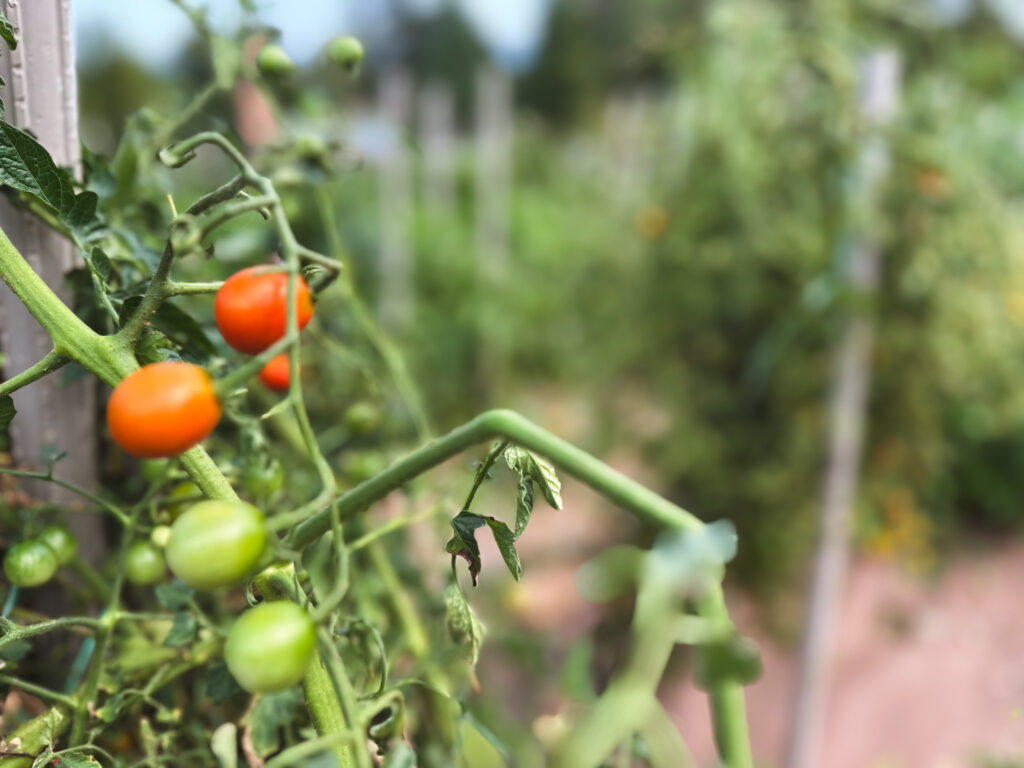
76;0;1024;605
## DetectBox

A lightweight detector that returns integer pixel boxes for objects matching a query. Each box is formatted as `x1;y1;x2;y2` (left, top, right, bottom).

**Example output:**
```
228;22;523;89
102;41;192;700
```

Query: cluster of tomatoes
107;264;314;459
3;264;320;694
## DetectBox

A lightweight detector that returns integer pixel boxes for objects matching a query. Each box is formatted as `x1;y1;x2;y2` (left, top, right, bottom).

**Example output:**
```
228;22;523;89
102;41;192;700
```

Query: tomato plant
106;361;222;458
0;8;757;768
214;266;314;354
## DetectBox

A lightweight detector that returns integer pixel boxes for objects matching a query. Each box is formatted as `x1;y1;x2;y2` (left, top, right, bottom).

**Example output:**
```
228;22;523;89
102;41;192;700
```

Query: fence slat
0;0;101;557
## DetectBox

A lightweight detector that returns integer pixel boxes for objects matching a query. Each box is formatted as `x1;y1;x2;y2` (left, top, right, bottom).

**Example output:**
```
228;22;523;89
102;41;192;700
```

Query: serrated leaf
155;582;195;610
205;660;244;704
444;583;485;665
0;395;15;429
163;611;197;647
250;689;301;756
0;11;17;50
0;121;99;237
485;518;522;581
84;246;113;283
514;474;534;539
211;722;238;768
136;328;174;364
504;446;562;510
445;512;487;586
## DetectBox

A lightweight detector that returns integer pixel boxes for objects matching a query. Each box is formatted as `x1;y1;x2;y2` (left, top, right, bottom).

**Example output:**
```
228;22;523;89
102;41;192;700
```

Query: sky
73;0;552;73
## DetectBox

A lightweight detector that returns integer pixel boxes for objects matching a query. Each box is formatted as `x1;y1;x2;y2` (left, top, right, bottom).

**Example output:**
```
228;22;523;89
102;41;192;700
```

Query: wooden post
785;50;901;768
474;67;511;277
472;67;512;395
377;69;414;335
417;82;456;213
0;0;102;558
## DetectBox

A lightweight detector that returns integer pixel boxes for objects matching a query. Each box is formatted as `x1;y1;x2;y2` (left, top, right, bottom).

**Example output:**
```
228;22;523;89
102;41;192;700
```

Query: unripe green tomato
4;539;58;587
343;401;381;436
150;525;172;548
224;601;316;693
256;43;295;78
125;540;166;586
294;134;328;162
141;458;172;483
326;35;364;72
166;500;267;590
340;451;386;484
242;459;285;501
37;524;77;566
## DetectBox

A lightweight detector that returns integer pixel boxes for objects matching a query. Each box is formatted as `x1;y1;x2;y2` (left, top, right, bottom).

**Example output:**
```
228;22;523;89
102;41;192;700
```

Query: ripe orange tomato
107;362;222;458
214;266;314;354
258;354;293;391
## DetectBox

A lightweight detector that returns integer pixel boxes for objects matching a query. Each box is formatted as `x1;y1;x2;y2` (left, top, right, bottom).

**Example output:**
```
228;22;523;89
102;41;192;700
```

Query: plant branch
0;349;68;397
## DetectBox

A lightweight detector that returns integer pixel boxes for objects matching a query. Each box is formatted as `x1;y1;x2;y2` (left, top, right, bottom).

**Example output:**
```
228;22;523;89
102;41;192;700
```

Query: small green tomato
326;35;364;73
256;43;296;78
37;524;77;566
224;601;316;693
4;540;58;587
125;540;166;586
166;500;267;590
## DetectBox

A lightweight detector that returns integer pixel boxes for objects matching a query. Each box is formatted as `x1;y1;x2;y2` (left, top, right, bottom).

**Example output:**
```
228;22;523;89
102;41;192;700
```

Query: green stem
0;675;77;706
165;280;224;295
283;409;751;767
0;468;131;525
304;638;360;768
0;349;68;396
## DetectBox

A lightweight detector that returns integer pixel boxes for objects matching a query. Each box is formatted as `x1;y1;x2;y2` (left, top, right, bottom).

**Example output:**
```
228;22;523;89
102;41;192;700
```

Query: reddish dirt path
666;543;1024;767
495;462;1024;767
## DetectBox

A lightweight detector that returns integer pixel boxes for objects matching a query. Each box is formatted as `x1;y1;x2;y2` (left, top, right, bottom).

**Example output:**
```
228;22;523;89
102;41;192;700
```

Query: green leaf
84;246;113;284
444;583;485;665
485;518;522;581
250;689;301;756
97;691;128;723
47;752;101;768
514;474;534;539
119;297;216;358
155;582;195;611
445;512;487;586
0;11;17;50
0;120;99;237
504;446;562;510
205;660;244;704
302;531;348;606
0;395;15;430
211;722;238;768
163;611;197;647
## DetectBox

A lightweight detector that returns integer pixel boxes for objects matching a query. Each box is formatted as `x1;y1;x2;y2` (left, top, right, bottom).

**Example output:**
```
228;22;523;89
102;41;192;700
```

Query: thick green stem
283;409;752;767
